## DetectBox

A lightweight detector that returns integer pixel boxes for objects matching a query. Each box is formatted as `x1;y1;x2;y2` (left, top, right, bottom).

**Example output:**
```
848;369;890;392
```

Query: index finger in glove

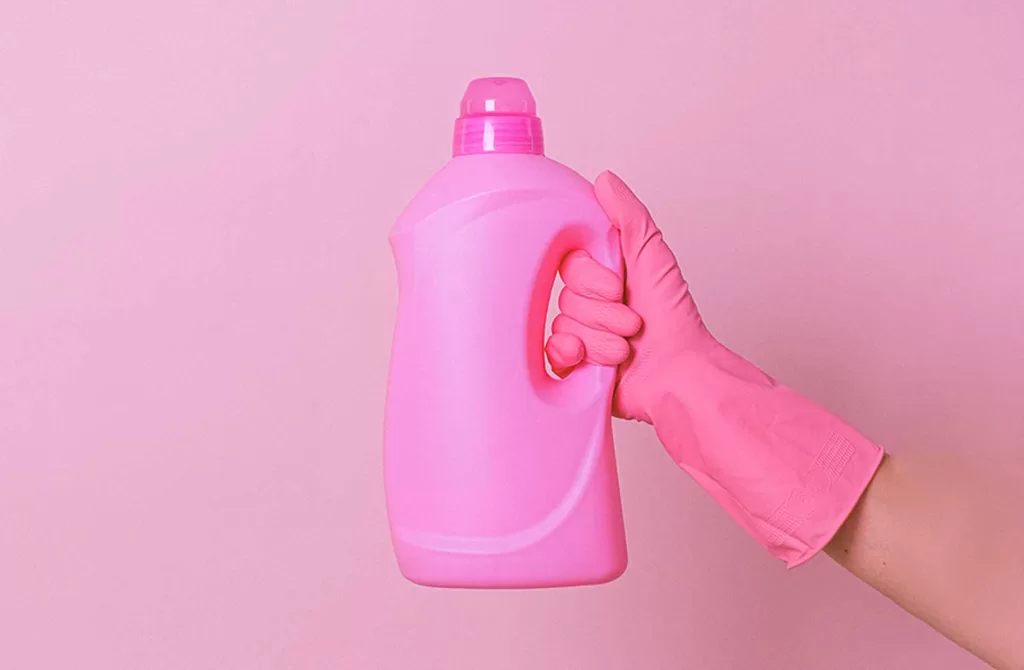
559;250;624;302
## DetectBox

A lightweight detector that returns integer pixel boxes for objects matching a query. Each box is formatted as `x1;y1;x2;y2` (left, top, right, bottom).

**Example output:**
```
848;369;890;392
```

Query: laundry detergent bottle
384;77;627;588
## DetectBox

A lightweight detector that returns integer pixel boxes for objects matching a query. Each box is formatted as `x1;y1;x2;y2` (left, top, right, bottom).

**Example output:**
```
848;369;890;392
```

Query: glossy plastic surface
453;77;544;156
385;153;627;587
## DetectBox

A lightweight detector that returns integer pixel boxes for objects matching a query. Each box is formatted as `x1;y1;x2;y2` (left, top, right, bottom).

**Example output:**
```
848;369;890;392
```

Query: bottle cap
453;77;544;156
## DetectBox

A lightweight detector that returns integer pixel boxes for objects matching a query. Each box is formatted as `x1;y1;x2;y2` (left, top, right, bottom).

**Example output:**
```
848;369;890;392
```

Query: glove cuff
651;346;885;567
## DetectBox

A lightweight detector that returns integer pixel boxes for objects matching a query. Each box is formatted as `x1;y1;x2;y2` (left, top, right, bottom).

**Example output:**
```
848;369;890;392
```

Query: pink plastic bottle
385;77;627;588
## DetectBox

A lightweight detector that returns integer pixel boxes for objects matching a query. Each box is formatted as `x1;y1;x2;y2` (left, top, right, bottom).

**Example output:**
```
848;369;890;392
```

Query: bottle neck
452;115;544;156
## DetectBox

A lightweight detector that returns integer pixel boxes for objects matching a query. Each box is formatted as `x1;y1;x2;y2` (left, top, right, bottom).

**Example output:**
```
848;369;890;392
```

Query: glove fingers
558;286;642;337
544;332;584;378
559;250;624;302
594;171;679;270
594;170;694;312
552;314;631;367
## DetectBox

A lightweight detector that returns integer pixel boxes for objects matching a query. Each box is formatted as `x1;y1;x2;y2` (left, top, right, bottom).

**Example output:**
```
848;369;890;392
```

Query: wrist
647;340;775;426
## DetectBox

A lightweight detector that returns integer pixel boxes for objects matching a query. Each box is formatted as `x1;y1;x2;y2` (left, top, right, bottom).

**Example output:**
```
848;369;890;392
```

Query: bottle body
385;154;627;587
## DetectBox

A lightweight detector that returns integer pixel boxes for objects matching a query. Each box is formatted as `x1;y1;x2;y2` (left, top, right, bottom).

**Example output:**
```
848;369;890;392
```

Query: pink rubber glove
546;171;885;567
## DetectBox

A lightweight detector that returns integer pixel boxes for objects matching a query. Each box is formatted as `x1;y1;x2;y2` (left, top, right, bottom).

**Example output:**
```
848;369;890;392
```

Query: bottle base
393;540;627;589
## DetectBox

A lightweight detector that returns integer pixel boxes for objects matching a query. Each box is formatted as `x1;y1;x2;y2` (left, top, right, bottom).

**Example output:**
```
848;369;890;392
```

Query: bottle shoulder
392;155;596;234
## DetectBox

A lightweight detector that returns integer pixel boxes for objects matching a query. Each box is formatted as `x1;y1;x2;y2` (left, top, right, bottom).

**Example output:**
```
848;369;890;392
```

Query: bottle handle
528;206;623;408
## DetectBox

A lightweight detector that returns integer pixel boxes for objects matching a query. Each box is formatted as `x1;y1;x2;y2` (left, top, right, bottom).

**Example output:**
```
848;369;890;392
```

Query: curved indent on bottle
392;417;605;554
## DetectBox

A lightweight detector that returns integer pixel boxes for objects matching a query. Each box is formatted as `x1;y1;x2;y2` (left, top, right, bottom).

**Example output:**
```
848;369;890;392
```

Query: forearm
656;343;1023;667
827;453;1024;669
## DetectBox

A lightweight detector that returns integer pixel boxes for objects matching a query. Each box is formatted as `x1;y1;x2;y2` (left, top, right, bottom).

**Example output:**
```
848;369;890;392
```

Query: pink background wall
2;1;1022;668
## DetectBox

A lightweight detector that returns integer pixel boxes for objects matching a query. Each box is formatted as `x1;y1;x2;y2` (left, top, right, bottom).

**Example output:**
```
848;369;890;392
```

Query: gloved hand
546;171;885;567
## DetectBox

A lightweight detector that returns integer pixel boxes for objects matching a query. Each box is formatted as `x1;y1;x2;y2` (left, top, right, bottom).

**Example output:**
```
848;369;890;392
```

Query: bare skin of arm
826;453;1024;669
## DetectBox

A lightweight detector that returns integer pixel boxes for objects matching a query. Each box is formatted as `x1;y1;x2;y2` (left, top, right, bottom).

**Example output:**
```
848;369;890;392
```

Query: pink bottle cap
452;77;544;156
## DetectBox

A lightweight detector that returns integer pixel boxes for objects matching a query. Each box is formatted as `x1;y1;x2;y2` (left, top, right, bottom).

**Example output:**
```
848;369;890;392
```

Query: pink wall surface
2;1;1022;668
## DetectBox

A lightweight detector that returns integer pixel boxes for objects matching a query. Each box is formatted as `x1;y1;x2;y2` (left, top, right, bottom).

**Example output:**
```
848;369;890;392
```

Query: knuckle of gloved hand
606;278;625;302
589;335;629;365
608;336;630;363
623;308;643;335
593;301;614;327
601;303;635;336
